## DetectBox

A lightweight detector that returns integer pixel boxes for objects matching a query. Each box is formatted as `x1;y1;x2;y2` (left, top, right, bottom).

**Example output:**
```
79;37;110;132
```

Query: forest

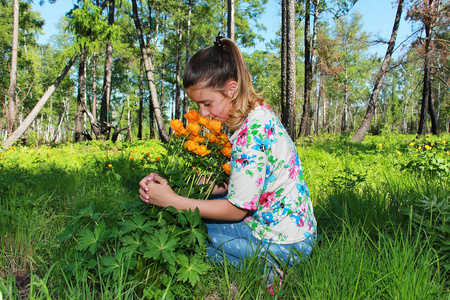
1;0;450;299
1;0;449;147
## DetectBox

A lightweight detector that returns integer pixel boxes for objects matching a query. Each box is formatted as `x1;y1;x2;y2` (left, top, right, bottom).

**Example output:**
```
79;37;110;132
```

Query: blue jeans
205;219;315;268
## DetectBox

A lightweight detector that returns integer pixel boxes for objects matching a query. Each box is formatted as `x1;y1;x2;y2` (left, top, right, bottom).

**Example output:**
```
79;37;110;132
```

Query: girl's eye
204;103;210;107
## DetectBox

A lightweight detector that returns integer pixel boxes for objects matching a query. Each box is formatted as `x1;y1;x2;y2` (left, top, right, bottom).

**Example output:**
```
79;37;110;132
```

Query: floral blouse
227;105;317;244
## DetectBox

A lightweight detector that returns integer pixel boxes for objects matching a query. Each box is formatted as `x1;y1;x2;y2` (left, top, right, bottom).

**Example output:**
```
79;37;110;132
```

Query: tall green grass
1;134;449;299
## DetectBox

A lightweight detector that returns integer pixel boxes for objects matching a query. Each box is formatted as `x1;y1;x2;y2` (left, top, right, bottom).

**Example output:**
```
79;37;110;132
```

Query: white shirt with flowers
227;105;317;244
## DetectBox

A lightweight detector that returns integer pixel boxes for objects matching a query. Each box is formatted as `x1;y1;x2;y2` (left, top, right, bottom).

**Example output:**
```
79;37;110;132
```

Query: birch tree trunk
132;0;169;142
227;0;235;40
3;55;78;149
182;0;192;125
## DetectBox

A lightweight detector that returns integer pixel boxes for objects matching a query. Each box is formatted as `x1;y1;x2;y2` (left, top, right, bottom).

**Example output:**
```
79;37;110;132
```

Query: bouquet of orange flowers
153;110;231;200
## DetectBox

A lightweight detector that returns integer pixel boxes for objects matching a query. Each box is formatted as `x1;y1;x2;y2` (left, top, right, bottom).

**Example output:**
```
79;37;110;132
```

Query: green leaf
120;231;143;254
76;220;108;255
101;248;137;280
176;254;210;286
143;228;179;265
120;215;157;234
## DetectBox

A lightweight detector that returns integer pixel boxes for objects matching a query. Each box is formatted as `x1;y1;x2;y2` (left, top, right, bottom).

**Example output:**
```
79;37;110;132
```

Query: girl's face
185;80;237;123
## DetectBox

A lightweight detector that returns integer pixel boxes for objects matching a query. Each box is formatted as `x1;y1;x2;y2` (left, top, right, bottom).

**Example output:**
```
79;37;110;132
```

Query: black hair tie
214;33;225;49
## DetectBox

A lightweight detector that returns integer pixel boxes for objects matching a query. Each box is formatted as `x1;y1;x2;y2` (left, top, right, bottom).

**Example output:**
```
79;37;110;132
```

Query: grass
1;134;449;299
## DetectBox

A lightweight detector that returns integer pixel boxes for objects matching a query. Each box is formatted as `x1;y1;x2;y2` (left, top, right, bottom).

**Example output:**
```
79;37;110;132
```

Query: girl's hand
139;173;176;207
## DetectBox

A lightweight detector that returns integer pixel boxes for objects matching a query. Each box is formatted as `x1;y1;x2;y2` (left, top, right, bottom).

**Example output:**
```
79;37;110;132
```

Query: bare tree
352;0;404;142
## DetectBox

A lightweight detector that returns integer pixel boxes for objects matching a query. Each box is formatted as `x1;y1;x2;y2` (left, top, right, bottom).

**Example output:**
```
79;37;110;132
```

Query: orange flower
185;110;200;123
108;164;112;168
222;146;232;158
195;144;211;157
141;157;145;161
192;135;206;143
130;157;135;161
184;140;199;152
197;116;210;128
222;163;231;175
223;141;232;148
216;133;229;145
186;122;201;136
208;120;223;134
175;128;190;137
170;119;184;132
146;153;150;156
204;132;217;143
156;157;161;162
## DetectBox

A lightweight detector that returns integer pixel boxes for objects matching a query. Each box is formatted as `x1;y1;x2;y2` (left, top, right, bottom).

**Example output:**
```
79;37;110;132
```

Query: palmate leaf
100;248;138;280
76;220;108;255
188;228;208;247
143;227;179;266
120;231;143;254
120;215;157;234
176;254;211;286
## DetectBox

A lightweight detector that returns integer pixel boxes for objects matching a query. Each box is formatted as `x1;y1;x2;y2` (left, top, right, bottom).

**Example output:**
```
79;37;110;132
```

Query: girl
139;35;317;292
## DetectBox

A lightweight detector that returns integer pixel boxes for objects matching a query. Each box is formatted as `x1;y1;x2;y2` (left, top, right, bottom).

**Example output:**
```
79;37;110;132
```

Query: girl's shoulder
247;104;276;123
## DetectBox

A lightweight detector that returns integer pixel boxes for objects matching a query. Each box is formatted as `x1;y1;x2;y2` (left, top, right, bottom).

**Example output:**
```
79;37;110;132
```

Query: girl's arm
139;173;247;221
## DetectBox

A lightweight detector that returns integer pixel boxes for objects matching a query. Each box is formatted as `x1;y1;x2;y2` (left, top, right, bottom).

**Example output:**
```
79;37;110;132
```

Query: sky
32;0;419;58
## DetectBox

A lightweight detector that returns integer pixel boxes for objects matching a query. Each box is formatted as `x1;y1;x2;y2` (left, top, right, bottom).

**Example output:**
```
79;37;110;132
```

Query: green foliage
1;136;450;298
59;201;210;298
396;136;450;178
403;194;450;272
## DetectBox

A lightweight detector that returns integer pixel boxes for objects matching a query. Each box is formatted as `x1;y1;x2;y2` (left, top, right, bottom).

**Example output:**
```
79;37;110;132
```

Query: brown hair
183;37;264;130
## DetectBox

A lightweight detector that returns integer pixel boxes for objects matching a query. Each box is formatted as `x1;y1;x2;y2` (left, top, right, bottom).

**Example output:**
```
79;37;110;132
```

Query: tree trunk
3;55;78;149
75;49;86;142
7;0;19;133
299;0;312;137
227;0;235;40
282;0;296;140
280;0;287;125
138;58;144;140
351;0;405;142
182;0;192;125
132;0;169;142
175;19;183;120
418;0;439;135
127;95;132;142
286;0;296;139
92;54;98;120
100;0;115;138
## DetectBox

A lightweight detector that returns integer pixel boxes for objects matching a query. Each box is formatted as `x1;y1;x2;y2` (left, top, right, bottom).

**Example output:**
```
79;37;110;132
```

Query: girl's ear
225;80;238;98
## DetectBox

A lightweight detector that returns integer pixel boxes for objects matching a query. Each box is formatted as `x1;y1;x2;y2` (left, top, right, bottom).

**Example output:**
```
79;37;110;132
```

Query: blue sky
33;0;418;58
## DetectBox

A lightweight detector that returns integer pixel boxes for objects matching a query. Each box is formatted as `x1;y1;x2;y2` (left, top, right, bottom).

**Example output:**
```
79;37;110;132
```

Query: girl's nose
200;108;209;117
